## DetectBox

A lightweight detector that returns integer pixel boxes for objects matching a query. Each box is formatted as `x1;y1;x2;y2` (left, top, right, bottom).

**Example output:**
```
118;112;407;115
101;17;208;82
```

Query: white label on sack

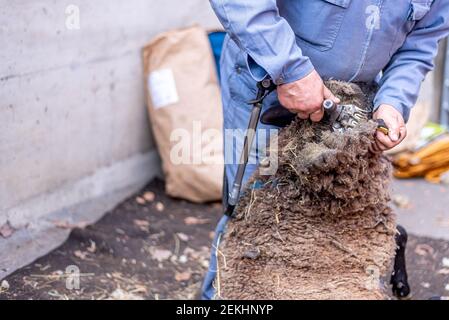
148;69;179;109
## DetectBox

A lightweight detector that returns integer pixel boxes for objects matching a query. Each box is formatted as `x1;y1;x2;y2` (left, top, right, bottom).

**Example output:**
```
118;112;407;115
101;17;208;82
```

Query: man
202;0;449;299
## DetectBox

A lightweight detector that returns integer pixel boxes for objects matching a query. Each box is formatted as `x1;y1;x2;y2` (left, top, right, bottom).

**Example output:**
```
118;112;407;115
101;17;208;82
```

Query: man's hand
371;104;407;153
277;70;340;122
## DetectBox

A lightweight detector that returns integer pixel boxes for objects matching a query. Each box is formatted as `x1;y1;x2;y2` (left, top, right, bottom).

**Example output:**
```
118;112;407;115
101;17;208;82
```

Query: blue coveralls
202;0;449;299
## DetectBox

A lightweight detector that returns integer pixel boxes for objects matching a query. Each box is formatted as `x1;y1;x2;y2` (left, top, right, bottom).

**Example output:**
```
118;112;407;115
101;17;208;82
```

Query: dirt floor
1;178;448;300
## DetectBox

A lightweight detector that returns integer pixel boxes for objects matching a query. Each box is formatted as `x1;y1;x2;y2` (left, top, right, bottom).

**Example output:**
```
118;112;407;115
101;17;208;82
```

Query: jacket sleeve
374;0;449;122
209;0;314;84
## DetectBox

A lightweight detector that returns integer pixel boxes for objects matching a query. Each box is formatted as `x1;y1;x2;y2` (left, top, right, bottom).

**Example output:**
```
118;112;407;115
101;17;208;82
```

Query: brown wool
217;81;396;300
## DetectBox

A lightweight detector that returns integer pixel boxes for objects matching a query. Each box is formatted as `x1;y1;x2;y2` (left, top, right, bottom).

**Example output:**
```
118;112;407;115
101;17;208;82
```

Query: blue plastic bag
208;31;226;80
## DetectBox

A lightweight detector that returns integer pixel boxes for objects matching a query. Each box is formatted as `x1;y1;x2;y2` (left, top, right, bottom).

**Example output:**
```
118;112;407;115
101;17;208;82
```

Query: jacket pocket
408;0;432;21
226;45;258;108
389;0;432;56
285;0;352;51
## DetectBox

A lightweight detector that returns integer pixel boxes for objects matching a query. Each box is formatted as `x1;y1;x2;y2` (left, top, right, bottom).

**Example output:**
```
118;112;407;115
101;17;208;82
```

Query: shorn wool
217;81;396;300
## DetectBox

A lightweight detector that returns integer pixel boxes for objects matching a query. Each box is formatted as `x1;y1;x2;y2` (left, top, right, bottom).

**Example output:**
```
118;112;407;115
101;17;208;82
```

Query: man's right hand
277;70;340;122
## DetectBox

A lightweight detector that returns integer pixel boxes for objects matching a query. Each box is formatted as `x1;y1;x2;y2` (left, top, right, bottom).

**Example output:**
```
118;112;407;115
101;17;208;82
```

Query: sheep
215;81;400;300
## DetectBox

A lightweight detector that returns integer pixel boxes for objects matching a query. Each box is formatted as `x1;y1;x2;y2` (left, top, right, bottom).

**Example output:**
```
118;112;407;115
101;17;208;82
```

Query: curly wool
217;81;396;300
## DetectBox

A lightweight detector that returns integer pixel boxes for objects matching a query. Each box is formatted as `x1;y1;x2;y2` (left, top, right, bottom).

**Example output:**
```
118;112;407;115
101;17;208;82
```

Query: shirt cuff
373;96;411;123
245;54;315;85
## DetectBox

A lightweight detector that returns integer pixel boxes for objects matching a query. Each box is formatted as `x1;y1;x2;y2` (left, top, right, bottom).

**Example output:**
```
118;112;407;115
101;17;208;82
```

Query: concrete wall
0;0;220;279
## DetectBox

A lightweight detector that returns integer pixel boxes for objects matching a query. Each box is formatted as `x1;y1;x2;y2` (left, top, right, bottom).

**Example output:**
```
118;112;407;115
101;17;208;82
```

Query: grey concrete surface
0;1;221;279
392;178;449;241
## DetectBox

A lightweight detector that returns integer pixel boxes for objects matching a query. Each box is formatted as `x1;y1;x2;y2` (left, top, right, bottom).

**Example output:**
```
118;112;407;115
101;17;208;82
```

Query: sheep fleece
217;81;396;300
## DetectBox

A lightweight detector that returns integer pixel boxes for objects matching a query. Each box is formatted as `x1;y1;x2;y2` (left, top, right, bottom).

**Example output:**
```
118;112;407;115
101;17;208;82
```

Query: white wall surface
0;0;220;279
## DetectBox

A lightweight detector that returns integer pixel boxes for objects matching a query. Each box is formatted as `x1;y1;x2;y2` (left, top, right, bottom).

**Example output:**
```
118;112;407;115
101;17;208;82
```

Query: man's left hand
371;104;407;153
